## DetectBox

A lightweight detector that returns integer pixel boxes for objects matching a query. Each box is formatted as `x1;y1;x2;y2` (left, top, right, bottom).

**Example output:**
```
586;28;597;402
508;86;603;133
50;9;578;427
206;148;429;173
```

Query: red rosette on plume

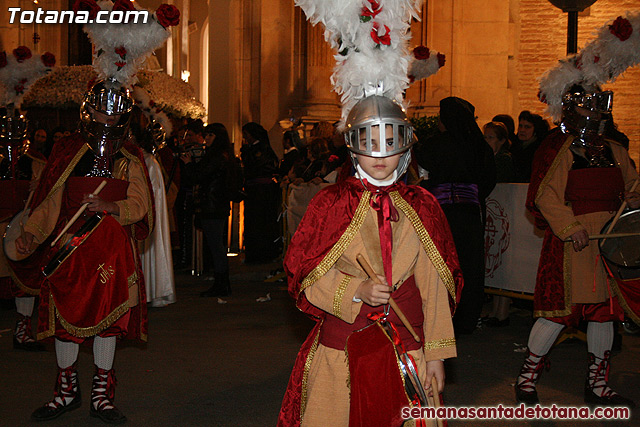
156;4;180;28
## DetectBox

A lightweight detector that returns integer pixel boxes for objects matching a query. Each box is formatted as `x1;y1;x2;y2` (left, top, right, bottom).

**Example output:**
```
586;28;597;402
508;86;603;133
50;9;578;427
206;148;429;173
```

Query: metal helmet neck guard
344;95;415;181
560;89;613;147
80;79;133;154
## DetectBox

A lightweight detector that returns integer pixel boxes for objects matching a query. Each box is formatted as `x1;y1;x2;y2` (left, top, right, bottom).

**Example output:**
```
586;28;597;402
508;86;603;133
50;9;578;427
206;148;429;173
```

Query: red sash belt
60;177;129;234
320;275;424;351
565;167;624;215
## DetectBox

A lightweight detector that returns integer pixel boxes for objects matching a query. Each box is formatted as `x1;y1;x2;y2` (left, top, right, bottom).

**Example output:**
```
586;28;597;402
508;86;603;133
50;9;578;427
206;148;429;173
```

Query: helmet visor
347;123;413;158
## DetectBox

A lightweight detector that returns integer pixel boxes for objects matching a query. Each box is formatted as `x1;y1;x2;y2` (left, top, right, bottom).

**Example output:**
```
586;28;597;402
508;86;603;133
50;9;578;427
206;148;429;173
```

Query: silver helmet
344;96;415;179
560;88;613;146
80;79;133;155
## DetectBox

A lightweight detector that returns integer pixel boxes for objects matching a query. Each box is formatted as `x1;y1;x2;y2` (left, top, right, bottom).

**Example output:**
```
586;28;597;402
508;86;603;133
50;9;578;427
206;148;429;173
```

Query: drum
599;209;640;279
2;209;30;262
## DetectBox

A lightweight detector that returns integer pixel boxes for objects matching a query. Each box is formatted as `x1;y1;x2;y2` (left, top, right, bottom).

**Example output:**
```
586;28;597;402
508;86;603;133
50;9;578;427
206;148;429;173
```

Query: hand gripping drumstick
50;180;107;247
18;190;36;241
356;254;421;343
601;178;640;246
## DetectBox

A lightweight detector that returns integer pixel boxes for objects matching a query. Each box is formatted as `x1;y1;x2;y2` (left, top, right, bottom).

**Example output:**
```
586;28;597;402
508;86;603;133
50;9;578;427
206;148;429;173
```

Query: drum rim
599;209;640;269
2;209;31;262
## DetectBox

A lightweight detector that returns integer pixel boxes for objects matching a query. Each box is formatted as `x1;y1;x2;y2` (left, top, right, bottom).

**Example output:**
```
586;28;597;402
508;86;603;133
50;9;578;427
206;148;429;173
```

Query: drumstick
356;254;421;343
601;179;640;246
430;377;444;427
50;180;107;247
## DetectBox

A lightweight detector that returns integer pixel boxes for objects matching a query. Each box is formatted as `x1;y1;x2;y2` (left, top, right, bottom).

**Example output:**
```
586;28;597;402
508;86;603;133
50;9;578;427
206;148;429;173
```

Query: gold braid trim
424;338;456;351
332;275;352;319
36;293;57;340
299;191;371;294
608;276;640;325
559;221;582;239
300;322;322;422
44;144;90;203
120;147;154;232
128;271;139;287
121;200;131;223
534;242;573;318
56;299;129;338
32;222;48;239
534;135;575;208
390;192;456;302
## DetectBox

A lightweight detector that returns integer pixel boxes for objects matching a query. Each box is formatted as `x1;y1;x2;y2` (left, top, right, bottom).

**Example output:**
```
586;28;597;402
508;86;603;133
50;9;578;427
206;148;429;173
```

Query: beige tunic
536;143;639;303
301;203;455;427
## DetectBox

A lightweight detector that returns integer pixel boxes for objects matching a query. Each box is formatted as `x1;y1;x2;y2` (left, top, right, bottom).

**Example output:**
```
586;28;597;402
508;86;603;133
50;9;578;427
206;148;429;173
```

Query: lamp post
548;0;598;54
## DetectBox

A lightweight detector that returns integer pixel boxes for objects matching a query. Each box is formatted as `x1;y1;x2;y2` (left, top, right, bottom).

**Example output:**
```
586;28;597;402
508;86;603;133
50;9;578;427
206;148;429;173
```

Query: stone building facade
1;0;638;161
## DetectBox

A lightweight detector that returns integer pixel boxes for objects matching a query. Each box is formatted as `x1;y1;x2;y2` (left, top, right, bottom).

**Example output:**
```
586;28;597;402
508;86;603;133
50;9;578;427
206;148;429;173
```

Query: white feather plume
407;46;445;83
132;85;173;136
539;10;640;121
0;48;55;108
295;0;424;124
83;1;173;87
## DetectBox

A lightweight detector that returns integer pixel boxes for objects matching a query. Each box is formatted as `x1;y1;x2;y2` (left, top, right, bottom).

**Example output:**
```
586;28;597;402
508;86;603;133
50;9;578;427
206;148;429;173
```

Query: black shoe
13;336;46;351
584;382;636;408
515;384;539;405
31;393;82;421
486;317;510;328
90;405;127;424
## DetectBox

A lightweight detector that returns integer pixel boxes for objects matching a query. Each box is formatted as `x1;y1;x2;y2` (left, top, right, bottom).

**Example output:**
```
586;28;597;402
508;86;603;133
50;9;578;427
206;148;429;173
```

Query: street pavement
1;257;638;427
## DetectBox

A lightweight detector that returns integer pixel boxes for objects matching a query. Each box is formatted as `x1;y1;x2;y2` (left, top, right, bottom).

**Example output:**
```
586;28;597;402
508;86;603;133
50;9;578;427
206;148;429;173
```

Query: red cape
277;176;463;427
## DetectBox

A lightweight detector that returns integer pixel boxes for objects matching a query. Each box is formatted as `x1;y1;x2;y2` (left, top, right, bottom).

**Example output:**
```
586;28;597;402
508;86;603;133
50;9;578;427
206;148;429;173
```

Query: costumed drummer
515;87;639;407
277;95;463;427
0;112;47;351
15;80;154;424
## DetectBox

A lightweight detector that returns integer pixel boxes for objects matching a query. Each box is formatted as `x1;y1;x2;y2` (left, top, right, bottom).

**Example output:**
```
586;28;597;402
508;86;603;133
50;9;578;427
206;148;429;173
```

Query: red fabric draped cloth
22;133;154;342
525;129;632;317
277;177;462;427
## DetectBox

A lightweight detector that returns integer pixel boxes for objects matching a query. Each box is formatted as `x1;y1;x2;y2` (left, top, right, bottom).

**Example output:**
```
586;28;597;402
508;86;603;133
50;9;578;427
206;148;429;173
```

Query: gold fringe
390;192;457;303
36;293;56;340
333;275;351;319
424;338;456;350
56;299;129;338
300;323;322;422
299;192;371;295
8;268;39;295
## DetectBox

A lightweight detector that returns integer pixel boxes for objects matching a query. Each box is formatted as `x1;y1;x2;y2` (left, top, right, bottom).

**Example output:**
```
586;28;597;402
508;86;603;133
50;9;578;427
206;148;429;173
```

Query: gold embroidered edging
390;192;456;302
534;135;574;207
533;242;573;318
333;275;351;319
559;221;581;238
44;144;90;203
8;268;39;295
299;191;371;295
300;323;321;422
122;200;131;223
424;338;456;351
